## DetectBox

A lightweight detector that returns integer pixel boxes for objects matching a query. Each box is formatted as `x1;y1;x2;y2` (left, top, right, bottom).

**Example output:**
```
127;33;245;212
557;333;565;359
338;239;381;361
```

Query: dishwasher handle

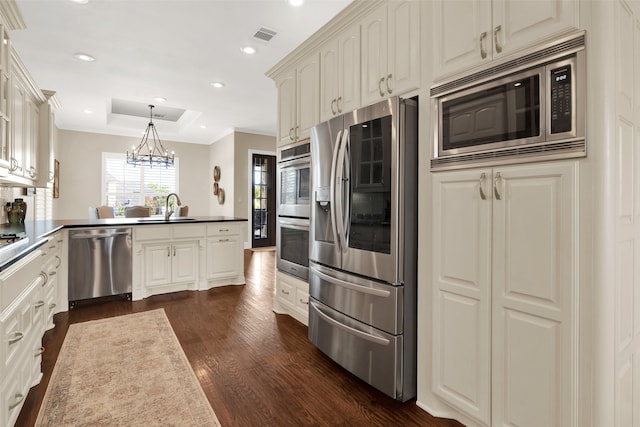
71;231;131;239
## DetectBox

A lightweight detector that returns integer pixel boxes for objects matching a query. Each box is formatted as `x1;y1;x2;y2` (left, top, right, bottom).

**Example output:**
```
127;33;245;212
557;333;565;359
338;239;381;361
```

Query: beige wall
55;129;211;219
208;132;235;217
209;131;276;219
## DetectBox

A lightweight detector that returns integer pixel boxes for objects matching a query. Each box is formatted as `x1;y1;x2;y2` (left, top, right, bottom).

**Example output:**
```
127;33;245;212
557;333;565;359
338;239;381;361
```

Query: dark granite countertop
0;216;247;271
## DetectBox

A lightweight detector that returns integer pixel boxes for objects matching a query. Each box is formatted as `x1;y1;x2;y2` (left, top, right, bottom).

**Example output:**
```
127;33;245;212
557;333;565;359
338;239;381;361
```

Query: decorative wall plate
213;182;219;196
217;188;225;204
213;166;221;182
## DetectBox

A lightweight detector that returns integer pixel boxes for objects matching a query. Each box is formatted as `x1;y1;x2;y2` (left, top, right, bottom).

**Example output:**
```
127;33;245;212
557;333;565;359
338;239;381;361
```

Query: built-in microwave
431;32;586;170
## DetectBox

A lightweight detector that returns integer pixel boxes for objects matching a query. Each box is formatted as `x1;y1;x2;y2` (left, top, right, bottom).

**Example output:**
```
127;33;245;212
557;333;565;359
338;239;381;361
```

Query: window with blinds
102;152;179;216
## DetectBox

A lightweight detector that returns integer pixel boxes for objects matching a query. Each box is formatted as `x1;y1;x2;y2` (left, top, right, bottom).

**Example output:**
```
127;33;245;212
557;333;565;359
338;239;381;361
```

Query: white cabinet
0;24;10;169
432;0;579;79
35;91;58;188
205;222;246;287
274;270;309;326
9;53;42;185
319;25;361;122
143;242;198;289
134;224;204;298
431;161;577;426
277;53;319;146
0;249;47;427
40;232;63;331
361;0;420;106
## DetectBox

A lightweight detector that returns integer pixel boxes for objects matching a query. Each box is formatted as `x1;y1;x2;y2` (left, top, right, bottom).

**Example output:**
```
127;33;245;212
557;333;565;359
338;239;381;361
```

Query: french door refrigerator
308;96;418;401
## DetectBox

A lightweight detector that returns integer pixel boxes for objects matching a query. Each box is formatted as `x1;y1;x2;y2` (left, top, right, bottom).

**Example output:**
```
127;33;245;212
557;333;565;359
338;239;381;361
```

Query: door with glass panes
252;154;276;247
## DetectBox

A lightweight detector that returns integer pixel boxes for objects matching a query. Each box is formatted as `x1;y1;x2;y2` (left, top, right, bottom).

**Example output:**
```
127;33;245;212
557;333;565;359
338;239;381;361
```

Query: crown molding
266;0;384;80
0;0;25;30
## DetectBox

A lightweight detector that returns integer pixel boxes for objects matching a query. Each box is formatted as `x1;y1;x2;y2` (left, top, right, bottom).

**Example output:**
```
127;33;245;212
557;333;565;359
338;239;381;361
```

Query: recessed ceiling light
83;109;92;114
74;52;95;62
210;82;225;89
289;0;304;6
240;46;256;55
200;125;207;129
153;97;167;102
70;0;89;4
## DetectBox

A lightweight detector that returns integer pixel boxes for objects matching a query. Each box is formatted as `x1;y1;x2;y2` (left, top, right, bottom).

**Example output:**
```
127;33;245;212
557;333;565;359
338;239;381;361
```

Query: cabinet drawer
277;281;296;305
207;223;242;237
172;224;205;239
134;226;172;241
0;250;43;312
294;286;310;316
1;363;24;427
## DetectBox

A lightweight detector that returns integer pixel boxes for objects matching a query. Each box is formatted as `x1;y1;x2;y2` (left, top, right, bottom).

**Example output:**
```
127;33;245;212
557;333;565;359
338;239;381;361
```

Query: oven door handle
311;300;390;346
278;156;310;168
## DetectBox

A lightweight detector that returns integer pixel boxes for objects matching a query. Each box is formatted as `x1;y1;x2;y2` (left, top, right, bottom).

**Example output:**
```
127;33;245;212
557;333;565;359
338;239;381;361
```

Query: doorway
251;153;276;248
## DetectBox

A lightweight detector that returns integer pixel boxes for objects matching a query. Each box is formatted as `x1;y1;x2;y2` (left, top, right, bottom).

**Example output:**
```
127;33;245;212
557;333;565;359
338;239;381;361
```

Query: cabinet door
25;98;38;180
144;244;171;288
361;6;388;106
206;236;242;280
492;0;578;59
296;53;320;142
338;25;361;116
431;168;492;425
432;0;491;79
277;71;296;146
320;40;339;122
171;242;198;284
491;162;576;427
387;0;420;97
10;77;24;176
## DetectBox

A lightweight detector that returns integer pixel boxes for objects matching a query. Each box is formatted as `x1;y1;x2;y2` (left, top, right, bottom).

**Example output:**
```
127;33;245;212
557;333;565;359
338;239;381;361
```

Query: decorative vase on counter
6;198;26;223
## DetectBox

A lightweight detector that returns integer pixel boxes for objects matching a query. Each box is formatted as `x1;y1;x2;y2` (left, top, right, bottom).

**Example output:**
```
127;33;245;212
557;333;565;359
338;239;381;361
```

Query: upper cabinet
0;25;10;170
361;0;420;106
276;53;320;147
432;0;579;80
319;25;361;122
8;53;43;185
35;91;58;188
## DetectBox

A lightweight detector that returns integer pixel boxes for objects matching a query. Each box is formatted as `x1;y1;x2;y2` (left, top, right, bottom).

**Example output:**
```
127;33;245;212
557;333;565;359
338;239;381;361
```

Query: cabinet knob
479;173;487;200
337;96;342;113
386;74;393;94
494;25;503;53
331;98;337;115
378;77;385;97
8;392;24;409
493;172;503;200
281;289;290;295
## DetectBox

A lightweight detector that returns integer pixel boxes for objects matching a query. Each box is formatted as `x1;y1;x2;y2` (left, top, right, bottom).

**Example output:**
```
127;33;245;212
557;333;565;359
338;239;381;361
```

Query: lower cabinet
274;270;309;326
0;249;47;427
431;161;578;427
134;225;203;298
40;232;63;330
205;223;245;287
132;221;247;300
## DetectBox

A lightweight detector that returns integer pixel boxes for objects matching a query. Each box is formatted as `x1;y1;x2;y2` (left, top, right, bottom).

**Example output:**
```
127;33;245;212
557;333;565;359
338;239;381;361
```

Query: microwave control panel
550;65;572;134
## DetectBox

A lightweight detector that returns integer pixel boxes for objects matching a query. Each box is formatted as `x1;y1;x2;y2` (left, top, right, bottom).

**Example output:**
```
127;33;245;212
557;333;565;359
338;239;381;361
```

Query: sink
135;217;198;223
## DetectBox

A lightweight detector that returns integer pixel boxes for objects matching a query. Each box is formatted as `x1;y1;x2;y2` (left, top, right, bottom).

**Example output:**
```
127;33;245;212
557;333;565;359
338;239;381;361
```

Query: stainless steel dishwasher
69;228;132;306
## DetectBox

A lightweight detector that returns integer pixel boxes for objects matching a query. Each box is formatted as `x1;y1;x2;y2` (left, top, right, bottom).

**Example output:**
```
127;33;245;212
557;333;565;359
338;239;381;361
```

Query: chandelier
126;105;175;168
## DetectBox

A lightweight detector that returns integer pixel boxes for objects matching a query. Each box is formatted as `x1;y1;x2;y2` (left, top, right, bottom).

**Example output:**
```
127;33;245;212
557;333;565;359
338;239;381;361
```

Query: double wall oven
276;140;310;281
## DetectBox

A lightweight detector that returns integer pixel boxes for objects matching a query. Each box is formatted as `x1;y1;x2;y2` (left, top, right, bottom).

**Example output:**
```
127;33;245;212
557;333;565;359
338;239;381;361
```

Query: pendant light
126;105;175;168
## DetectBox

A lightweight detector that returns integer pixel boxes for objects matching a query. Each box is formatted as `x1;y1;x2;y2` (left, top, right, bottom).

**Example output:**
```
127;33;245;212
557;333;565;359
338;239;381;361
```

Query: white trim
247;149;276;248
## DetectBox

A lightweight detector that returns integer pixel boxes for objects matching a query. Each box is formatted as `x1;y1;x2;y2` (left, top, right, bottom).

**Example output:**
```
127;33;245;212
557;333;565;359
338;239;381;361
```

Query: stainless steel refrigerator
308;96;418;401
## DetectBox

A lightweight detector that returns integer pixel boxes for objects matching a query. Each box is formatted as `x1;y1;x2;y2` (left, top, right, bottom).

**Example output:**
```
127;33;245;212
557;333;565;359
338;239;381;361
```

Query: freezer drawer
308;298;413;401
309;262;403;335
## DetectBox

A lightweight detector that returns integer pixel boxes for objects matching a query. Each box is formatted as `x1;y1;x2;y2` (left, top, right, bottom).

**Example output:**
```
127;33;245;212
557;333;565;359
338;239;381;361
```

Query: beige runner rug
36;309;221;427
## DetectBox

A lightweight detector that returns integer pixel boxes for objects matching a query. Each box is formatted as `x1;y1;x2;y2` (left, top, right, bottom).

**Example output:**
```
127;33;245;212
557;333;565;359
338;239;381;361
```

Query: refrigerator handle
335;128;349;252
311;300;390;346
329;129;343;251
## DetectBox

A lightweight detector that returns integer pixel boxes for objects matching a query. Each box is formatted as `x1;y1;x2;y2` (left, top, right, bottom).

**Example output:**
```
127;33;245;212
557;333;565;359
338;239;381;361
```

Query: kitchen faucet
165;193;181;220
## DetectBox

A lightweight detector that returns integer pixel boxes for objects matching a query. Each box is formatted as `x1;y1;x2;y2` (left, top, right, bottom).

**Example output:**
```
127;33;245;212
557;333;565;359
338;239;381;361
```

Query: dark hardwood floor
16;249;463;427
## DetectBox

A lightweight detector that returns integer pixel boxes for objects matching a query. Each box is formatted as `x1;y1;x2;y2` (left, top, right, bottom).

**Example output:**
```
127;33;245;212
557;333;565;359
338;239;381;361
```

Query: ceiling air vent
253;27;277;42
